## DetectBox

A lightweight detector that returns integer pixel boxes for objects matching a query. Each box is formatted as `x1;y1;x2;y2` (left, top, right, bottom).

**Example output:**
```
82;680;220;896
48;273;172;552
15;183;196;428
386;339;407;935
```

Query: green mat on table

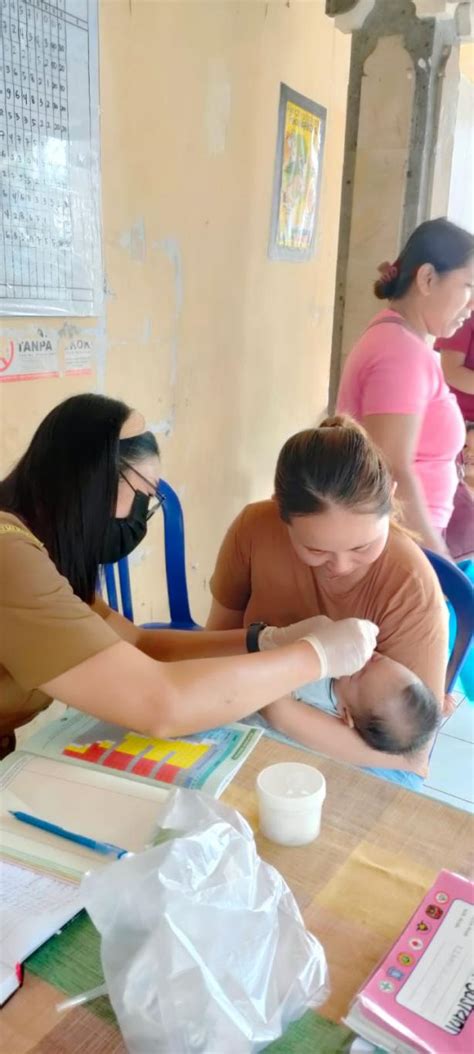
25;910;355;1052
26;911;112;1021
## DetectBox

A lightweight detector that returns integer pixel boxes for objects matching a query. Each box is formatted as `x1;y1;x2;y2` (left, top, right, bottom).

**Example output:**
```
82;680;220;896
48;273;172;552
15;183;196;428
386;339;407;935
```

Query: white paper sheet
0;858;82;1004
0;858;82;949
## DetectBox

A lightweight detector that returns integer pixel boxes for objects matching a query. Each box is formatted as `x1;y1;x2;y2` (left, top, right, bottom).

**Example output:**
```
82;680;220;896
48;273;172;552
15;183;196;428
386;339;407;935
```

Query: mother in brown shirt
208;417;449;774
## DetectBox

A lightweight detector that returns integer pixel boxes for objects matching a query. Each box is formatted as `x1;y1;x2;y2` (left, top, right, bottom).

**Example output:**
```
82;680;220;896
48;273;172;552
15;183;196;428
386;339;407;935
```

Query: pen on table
56;983;108;1013
8;810;129;859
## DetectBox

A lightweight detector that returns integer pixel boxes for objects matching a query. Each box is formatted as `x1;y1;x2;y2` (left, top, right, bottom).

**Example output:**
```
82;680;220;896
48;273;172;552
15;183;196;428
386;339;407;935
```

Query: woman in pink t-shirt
337;218;473;557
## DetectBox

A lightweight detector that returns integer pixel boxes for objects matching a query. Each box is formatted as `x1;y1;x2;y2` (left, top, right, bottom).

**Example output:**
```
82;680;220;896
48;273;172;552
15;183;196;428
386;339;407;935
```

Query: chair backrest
423;549;474;692
103;478;196;628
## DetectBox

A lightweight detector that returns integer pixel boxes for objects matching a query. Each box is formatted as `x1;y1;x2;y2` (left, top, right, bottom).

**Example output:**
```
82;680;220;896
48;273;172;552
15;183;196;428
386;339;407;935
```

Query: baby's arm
261;696;427;775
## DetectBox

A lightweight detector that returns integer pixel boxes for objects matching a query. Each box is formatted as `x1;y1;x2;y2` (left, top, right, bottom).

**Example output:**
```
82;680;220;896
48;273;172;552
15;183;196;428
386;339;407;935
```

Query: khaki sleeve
91;594;115;620
0;531;119;691
209;507;252;612
377;572;449;703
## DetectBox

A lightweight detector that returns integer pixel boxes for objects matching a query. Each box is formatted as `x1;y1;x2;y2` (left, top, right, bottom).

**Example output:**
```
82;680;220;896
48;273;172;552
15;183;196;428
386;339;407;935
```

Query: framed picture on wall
268;84;327;262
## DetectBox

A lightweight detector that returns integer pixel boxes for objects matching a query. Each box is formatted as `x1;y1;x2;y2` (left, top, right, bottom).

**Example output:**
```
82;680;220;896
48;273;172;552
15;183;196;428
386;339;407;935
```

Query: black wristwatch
246;622;268;653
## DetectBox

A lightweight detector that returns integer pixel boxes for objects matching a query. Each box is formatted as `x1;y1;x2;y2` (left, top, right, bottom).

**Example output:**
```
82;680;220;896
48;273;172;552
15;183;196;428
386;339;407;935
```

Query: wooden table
2;737;473;1054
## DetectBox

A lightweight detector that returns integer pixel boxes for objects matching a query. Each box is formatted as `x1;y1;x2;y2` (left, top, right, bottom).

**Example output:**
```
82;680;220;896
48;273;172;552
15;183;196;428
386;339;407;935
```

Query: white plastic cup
256;762;326;847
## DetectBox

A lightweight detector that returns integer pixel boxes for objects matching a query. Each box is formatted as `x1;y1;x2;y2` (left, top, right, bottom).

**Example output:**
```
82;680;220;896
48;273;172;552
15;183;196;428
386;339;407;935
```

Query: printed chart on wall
0;0;102;316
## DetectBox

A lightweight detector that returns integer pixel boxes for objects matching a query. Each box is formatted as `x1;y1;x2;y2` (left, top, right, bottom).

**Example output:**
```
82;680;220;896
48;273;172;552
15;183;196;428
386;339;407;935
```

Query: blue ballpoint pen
9;810;129;859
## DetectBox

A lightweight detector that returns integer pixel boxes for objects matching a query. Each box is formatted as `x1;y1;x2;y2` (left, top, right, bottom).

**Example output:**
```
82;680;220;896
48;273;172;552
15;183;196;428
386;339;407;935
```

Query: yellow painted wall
459;41;474;83
0;0;350;624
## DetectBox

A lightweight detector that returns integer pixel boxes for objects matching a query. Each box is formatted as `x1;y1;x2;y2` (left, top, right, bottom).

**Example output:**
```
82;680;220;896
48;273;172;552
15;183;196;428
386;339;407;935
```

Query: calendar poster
0;0;102;316
268;84;326;262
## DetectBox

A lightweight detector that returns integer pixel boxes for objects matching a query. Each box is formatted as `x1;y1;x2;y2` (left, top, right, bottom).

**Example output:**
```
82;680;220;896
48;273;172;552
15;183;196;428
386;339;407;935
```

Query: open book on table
9;707;262;797
0;751;171;1005
0;711;261;1003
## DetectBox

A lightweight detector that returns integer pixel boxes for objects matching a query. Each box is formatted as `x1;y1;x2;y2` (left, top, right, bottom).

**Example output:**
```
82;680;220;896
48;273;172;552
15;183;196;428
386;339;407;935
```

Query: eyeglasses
120;460;165;521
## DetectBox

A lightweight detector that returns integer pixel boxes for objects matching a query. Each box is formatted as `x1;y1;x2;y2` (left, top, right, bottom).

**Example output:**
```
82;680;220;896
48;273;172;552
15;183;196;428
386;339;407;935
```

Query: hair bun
377;260;399;281
319;414;346;429
319;414;366;435
373;258;400;300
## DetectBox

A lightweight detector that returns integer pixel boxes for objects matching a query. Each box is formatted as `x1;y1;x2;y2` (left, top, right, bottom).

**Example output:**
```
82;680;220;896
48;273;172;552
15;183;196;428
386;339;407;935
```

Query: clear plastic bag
82;788;329;1053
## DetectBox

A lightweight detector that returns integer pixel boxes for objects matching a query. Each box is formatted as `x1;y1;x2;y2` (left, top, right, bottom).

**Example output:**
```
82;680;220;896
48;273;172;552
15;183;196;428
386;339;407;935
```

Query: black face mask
101;490;150;565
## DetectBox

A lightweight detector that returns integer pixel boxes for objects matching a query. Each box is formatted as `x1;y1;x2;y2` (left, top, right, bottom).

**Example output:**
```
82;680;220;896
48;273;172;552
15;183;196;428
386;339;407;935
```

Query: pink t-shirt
434;312;474;421
337;309;466;529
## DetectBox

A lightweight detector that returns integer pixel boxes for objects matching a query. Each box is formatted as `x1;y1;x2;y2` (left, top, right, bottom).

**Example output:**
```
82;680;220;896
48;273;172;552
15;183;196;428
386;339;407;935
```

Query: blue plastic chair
103;478;200;630
423;550;474;694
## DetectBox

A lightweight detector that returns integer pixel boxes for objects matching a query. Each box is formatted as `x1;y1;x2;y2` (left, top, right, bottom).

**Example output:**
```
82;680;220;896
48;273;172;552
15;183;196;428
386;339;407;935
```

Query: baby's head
336;653;441;755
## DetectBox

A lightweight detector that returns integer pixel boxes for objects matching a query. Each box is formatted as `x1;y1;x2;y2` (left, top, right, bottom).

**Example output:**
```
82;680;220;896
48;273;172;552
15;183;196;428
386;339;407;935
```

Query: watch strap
246;622;268;653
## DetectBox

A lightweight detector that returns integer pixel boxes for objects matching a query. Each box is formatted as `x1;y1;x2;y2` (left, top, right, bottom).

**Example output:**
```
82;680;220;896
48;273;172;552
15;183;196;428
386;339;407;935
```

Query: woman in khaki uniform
0;394;378;759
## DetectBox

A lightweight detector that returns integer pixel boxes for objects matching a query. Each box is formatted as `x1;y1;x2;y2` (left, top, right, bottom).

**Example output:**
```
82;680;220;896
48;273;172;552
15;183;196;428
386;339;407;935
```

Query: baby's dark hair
353;680;440;756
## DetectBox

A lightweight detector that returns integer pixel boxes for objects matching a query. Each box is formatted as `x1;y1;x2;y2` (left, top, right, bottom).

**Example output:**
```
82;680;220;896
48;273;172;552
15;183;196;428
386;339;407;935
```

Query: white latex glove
260;614;379;679
259;614;344;651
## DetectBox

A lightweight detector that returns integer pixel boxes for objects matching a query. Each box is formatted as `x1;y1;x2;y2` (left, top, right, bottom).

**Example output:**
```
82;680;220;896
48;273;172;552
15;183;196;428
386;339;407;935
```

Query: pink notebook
345;870;474;1053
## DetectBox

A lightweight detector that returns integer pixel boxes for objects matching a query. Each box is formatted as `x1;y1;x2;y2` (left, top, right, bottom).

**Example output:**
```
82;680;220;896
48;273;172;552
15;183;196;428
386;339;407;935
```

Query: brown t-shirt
210;500;449;702
0;513;119;736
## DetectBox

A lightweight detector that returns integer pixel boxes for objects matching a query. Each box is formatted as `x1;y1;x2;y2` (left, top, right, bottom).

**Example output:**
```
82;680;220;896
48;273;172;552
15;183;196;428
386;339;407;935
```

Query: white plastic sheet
82;788;329;1053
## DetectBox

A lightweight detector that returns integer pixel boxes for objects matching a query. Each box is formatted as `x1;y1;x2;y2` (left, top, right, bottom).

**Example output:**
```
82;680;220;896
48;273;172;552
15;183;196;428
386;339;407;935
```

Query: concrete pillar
326;0;473;410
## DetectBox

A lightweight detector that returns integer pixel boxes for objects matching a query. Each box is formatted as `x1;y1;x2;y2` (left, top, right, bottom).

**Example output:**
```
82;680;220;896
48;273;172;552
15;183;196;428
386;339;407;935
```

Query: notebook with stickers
344;870;474;1054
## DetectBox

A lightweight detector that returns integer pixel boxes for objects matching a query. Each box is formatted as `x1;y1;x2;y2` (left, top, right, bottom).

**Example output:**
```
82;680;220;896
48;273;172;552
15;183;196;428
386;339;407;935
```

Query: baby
294;652;440;757
251;653;441;789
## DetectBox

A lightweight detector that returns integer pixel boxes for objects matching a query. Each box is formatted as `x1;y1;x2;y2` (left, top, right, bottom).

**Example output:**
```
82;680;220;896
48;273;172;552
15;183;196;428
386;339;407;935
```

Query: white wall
448;74;474;233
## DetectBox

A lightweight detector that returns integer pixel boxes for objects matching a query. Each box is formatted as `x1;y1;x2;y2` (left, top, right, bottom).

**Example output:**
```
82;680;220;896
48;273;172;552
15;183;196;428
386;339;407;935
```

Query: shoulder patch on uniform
0;523;43;547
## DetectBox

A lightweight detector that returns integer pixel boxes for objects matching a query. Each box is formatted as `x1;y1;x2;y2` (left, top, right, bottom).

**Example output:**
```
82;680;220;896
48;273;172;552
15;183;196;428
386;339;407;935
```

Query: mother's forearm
136;626;247;661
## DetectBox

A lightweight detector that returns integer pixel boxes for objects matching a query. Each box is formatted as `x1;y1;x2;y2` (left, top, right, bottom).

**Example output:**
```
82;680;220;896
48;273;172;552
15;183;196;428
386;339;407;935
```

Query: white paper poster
0;0;102;316
63;333;93;375
0;327;58;380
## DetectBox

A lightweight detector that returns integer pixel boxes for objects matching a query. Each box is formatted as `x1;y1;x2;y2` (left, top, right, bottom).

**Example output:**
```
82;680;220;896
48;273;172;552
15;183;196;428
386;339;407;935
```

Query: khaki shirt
210;500;449;702
0;513;118;736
